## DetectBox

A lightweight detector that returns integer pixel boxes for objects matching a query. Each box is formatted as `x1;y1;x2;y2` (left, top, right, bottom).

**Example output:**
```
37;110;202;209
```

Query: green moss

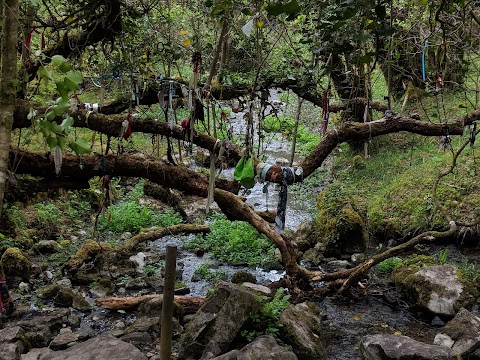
312;183;368;256
334;135;480;239
0;247;32;281
64;239;108;274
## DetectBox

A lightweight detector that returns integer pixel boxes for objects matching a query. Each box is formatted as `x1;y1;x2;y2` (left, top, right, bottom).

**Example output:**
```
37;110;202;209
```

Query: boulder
279;302;324;359
0;326;30;360
1;248;32;281
178;281;262;359
34;241;63;254
393;265;475;317
37;285;92;312
231;271;256;284
240;283;271;296
361;334;456;360
433;308;480;357
119;332;152;347
206;336;297;360
18;309;69;347
20;335;147;360
311;184;368;257
126;317;159;334
49;328;78;350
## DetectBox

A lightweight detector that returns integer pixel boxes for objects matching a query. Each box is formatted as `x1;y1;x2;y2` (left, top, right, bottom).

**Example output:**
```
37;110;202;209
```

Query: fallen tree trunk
95;294;205;313
9;150;240;196
13;107;475;185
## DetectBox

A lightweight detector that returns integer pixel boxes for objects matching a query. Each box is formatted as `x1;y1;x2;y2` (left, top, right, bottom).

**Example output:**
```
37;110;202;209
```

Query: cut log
95;294;205;313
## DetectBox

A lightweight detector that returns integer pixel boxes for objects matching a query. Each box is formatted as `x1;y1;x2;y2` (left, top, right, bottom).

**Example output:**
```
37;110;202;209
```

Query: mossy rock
231;271;257;284
1;247;32;281
311;183;368;257
392;261;477;317
64;239;110;275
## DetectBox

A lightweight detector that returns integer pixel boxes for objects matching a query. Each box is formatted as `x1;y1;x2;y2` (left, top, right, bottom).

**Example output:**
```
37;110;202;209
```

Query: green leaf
46;111;56;121
69;138;92;155
56;81;69;100
63;77;79;92
51;122;63;134
52;55;72;73
47;135;58;149
53;100;70;116
60;117;74;129
66;71;83;85
63;71;83;92
37;66;53;81
57;135;66;150
51;55;67;67
59;62;73;73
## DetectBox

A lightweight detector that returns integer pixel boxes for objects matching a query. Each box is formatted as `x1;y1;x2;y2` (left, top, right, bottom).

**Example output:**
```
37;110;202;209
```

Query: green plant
457;260;480;284
98;182;183;234
377;257;403;274
436;248;449;265
183;213;277;267
116;275;133;287
144;262;164;276
241;288;291;342
193;263;227;283
5;205;26;230
153;210;183;228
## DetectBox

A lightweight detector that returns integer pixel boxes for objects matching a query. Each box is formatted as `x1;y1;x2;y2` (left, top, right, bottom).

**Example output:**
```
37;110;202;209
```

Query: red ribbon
25;27;45;52
123;113;133;140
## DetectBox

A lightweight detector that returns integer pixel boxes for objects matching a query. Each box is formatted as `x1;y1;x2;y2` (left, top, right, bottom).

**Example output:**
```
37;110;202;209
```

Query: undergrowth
97;182;183;234
241;288;291;342
183;213;277;267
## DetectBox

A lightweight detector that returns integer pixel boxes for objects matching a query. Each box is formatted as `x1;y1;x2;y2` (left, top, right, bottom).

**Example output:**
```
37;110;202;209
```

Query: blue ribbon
422;41;428;82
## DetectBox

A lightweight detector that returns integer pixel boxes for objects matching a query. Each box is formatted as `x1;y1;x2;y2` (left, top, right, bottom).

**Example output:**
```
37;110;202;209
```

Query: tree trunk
206;18;229;89
0;0;19;218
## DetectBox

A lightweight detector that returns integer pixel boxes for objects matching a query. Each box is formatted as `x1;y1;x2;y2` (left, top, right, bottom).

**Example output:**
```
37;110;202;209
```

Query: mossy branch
309;221;458;294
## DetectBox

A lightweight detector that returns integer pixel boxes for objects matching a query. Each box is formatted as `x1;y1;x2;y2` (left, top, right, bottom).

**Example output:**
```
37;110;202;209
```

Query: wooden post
159;245;177;360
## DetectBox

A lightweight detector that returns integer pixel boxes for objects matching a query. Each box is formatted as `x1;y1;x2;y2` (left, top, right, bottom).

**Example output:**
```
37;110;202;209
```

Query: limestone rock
1;248;32;281
18;309;69;347
20;348;53;360
21;335;147;360
178;281;262;359
126;317;159;334
393;265;474;317
240;282;271;295
0;326;30;360
49;328;78;350
37;285;92;312
433;308;480;356
119;332;152;347
279;302;324;359
361;334;456;359
34;241;63;254
207;336;297;360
